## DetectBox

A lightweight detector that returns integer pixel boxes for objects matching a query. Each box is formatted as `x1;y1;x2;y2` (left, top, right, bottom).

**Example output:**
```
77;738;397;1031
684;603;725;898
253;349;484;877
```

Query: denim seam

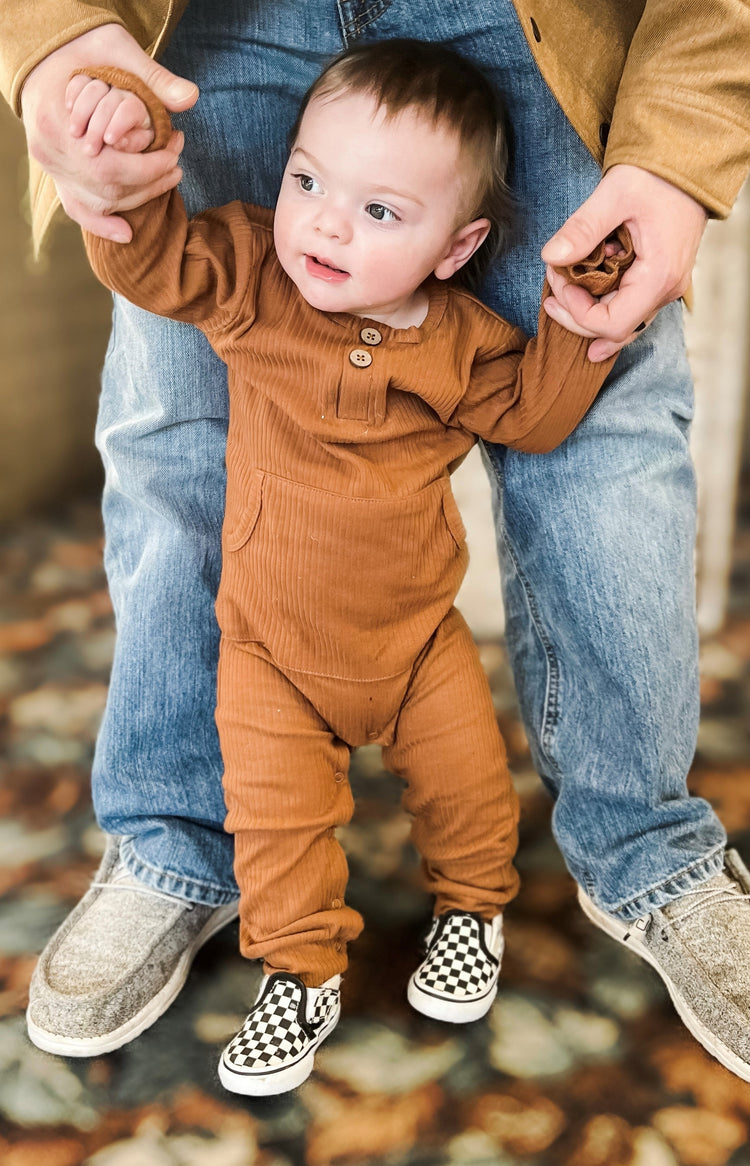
612;843;726;918
336;0;393;43
120;837;239;904
498;527;562;777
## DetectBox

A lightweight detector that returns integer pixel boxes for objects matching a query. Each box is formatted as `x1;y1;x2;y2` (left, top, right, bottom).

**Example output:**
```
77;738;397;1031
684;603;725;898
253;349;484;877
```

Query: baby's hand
66;72;155;156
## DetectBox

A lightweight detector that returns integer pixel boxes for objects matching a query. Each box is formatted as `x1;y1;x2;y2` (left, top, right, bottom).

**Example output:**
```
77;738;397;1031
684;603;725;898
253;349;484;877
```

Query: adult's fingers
57;189;133;241
546;256;673;341
58;161;183;239
543;294;656;360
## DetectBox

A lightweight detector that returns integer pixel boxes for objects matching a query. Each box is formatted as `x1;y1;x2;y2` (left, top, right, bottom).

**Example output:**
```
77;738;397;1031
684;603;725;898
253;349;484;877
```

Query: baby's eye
295;173;320;193
366;203;398;223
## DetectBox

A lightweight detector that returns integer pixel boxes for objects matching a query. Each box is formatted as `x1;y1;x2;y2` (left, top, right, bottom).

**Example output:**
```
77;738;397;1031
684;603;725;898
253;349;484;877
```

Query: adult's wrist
10;13;125;116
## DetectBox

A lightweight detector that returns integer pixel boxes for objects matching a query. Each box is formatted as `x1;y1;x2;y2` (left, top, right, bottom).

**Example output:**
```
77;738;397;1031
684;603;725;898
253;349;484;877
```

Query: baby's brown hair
289;38;514;291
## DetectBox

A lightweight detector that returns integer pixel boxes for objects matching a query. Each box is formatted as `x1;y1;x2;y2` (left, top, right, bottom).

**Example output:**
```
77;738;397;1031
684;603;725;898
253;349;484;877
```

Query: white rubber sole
578;887;750;1083
26;900;239;1058
407;975;498;1023
218;1004;340;1096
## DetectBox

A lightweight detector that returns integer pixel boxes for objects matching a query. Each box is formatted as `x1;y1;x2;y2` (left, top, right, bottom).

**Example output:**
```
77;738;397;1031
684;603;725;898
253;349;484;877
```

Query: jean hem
606;844;726;921
119;837;240;907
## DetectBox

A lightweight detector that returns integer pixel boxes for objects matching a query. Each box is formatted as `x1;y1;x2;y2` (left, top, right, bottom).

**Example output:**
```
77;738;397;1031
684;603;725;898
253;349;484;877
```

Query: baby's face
274;90;478;329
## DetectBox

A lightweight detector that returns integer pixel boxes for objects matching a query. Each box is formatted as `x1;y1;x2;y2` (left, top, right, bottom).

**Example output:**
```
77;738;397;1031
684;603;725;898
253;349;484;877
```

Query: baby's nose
315;204;351;241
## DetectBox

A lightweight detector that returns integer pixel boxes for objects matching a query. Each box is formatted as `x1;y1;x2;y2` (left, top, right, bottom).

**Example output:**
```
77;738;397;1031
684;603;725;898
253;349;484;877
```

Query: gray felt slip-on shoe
26;838;239;1057
578;848;750;1082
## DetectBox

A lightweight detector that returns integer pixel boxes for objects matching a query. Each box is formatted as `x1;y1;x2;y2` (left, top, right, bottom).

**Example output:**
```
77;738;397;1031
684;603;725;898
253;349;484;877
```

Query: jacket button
349;348;373;368
360;326;382;345
530;17;541;41
599;122;610;148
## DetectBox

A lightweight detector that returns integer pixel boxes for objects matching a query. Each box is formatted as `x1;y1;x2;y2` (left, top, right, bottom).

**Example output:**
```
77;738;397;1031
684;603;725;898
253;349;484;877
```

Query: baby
68;39;627;1096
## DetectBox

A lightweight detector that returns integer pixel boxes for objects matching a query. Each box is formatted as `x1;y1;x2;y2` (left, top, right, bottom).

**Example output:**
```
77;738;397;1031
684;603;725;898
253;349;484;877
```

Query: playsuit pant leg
383;607;520;919
216;637;363;987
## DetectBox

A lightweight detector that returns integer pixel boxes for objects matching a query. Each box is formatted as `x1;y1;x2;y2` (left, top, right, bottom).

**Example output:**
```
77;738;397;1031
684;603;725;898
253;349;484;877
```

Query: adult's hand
20;23;198;241
541;164;708;361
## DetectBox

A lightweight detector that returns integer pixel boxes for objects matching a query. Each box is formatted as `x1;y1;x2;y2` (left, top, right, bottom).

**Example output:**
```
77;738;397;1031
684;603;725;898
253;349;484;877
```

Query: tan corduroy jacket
3;0;750;250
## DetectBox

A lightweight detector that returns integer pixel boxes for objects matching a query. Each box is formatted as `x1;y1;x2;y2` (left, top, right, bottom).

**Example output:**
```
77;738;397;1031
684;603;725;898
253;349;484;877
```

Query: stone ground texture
2;491;750;1166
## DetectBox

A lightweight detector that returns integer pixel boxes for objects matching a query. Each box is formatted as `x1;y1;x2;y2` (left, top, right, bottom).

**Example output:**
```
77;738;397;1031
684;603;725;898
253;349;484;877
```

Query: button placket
336;325;381;421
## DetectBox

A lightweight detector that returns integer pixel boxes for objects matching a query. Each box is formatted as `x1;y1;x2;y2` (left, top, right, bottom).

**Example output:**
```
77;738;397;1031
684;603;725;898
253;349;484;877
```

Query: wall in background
0;104;111;523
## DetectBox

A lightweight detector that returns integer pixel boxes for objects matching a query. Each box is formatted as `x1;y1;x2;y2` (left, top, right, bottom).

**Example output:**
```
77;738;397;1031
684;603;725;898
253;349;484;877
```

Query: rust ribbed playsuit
86;187;619;986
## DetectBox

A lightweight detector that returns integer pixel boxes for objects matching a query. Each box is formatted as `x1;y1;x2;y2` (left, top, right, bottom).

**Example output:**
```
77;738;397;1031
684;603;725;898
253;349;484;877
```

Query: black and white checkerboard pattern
309;986;339;1027
224;975;338;1070
414;912;499;999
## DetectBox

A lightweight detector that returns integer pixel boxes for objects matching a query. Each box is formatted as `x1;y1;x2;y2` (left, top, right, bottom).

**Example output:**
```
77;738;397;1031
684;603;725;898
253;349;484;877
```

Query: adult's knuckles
91;183;130;214
27;136;53;169
583;312;638;344
32;106;65;149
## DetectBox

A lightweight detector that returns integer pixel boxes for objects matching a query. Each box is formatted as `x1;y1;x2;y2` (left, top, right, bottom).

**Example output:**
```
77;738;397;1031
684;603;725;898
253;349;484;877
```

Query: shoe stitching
666;882;750;926
91;877;195;909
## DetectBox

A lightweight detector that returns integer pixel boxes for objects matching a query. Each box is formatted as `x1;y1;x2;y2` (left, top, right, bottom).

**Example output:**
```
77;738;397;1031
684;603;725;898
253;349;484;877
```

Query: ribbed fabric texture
218;609;519;985
86;187;622;683
82;88;630;984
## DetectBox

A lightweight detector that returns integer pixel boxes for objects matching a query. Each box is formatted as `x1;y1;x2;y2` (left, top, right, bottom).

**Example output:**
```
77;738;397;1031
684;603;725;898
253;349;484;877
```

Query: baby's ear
434;218;490;281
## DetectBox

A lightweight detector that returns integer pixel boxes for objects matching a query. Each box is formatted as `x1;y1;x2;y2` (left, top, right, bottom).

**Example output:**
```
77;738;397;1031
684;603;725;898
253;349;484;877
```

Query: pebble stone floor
2;484;750;1166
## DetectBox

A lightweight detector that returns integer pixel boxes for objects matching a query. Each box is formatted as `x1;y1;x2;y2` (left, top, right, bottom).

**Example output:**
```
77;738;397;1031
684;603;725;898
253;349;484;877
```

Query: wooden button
349;348;373;368
360;326;382;345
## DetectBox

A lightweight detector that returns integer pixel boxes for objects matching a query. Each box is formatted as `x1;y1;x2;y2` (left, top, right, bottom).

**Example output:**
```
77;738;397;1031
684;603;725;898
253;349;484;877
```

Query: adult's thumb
100;27;199;110
140;58;199;110
541;186;620;265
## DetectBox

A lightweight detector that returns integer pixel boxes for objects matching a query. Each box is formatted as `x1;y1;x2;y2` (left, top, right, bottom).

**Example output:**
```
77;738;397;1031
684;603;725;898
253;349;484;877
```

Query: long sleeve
451;290;616;453
84;191;273;333
1;0;184;114
78;66;273;331
451;230;633;453
509;0;750;220
603;0;750;218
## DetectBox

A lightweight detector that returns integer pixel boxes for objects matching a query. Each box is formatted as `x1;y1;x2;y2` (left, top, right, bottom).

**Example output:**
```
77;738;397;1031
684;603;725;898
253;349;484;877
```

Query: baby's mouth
307;254;349;276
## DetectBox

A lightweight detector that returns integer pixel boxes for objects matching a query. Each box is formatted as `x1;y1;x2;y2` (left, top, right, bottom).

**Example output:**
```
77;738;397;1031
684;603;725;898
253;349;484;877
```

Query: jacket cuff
604;87;750;220
3;6;126;115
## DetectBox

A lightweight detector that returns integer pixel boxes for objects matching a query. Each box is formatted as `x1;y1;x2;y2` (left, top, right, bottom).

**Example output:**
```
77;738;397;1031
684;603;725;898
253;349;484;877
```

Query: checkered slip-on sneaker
407;909;503;1023
218;971;341;1096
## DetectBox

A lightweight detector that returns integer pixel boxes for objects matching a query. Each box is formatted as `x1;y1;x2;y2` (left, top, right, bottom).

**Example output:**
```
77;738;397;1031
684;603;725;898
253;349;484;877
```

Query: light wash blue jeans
93;0;726;919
